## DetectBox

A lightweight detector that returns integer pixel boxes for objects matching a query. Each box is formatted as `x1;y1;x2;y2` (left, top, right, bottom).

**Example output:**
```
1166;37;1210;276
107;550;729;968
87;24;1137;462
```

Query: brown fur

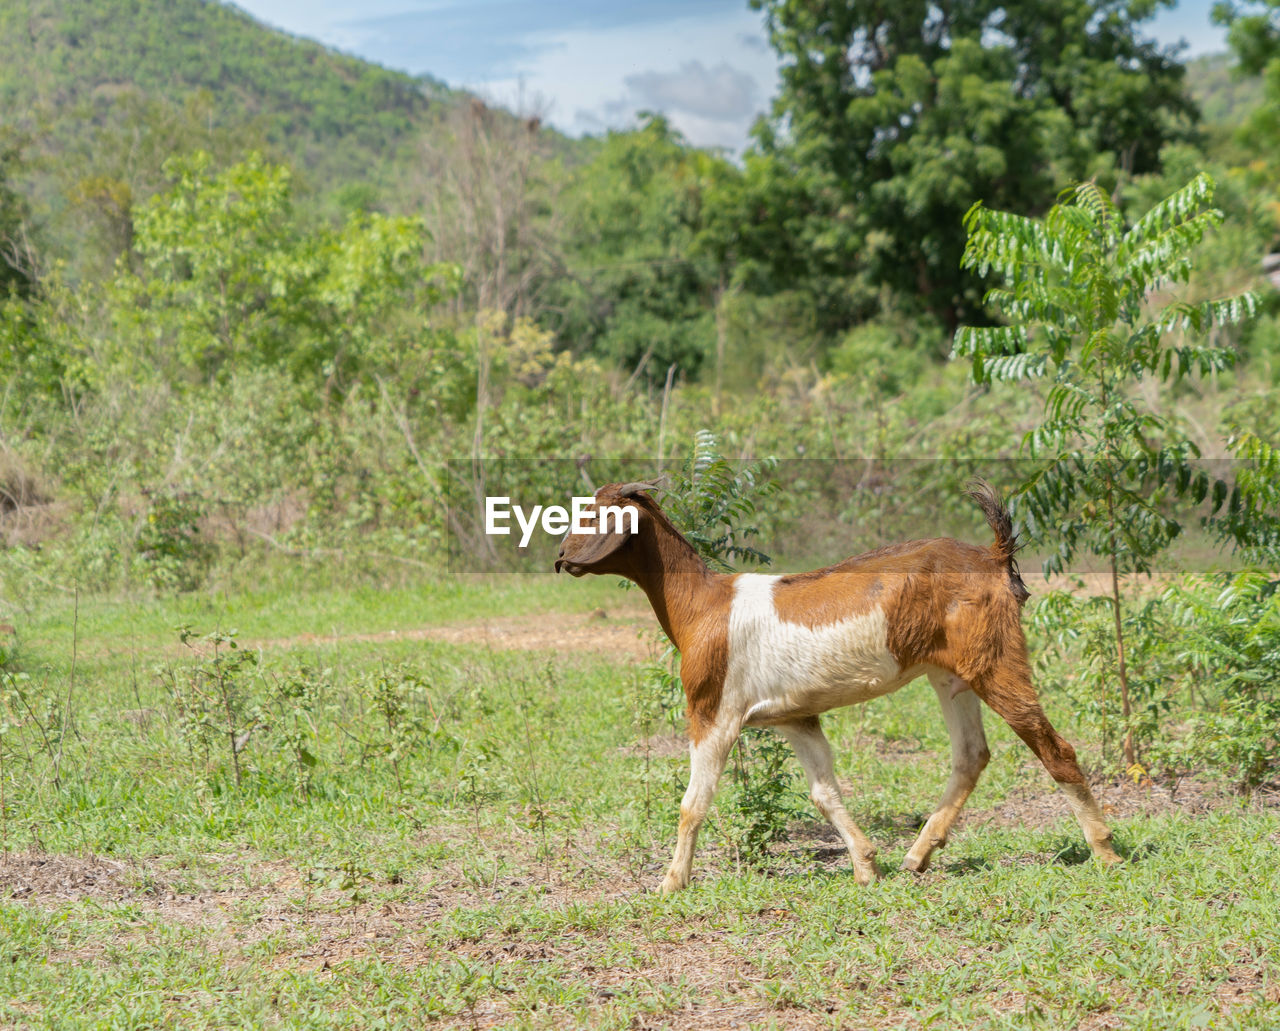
558;482;1119;887
671;580;735;742
556;487;737;742
558;484;1093;786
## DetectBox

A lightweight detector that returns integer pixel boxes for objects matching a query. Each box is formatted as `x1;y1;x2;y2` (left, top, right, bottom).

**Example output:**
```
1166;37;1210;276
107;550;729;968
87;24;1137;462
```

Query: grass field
1;574;1278;1029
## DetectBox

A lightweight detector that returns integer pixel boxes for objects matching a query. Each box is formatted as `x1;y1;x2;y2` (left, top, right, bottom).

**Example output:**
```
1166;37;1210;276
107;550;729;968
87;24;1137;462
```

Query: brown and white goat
555;481;1121;893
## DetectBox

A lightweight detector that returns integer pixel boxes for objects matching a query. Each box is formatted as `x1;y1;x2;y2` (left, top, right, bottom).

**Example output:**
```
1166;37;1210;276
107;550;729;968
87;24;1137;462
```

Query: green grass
0;578;1277;1029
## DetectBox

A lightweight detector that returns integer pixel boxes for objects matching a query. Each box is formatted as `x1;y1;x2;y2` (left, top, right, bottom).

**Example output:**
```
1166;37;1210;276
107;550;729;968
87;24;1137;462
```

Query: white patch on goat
726;574;905;725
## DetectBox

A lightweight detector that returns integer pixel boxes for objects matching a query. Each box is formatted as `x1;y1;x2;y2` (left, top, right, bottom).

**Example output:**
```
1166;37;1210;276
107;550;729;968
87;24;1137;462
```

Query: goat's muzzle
554;549;584;576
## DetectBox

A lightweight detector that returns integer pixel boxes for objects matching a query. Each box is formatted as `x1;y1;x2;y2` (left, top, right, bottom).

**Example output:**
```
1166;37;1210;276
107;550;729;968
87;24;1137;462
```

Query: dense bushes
1032;571;1280;789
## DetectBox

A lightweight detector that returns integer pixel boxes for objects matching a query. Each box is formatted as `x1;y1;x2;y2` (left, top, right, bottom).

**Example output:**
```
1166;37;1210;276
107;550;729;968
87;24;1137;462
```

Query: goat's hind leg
776;717;880;885
972;659;1122;866
902;670;990;873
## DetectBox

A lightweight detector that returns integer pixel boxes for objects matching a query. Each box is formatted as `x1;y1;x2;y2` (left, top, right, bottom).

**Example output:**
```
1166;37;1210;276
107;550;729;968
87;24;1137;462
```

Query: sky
231;0;1228;152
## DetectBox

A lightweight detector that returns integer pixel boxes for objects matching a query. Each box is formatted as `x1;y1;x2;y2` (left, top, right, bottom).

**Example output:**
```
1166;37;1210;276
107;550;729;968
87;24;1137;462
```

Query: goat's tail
965;480;1030;604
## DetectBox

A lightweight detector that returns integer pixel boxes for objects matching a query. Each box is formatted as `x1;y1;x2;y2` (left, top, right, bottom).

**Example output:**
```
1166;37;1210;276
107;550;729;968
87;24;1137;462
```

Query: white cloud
624;61;758;121
473;7;778;152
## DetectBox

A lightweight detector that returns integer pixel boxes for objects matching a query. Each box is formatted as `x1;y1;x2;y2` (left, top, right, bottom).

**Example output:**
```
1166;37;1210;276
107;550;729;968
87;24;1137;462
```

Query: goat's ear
563;514;634;568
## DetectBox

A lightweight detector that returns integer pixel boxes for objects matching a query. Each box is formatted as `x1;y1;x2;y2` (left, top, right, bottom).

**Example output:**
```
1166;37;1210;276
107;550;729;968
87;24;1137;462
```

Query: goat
555;480;1121;893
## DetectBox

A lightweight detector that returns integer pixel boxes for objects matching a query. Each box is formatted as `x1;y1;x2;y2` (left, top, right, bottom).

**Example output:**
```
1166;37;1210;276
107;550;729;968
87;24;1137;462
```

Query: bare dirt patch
0;852;164;901
974;773;1280;831
248;606;660;661
620;730;690;759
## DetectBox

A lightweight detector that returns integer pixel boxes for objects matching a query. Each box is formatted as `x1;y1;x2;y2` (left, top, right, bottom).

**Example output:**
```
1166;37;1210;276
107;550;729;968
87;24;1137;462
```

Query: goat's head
554;480;661;577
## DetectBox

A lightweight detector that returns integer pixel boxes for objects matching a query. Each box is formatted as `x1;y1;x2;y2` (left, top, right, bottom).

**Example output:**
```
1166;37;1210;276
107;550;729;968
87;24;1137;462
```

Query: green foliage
956;174;1256;576
1183;53;1268;143
1218;430;1280;562
0;668;67;786
658;429;779;572
162;626;262;790
0;0;443;223
158;627;456;800
551;116;737;379
0;128;36;298
264;666;326;800
0;150;471;592
745;0;1197;332
1031;588;1176;760
1213;2;1280;241
12;150;458;402
135;489;208;591
358;663;452;792
827;309;939;397
956;173;1257;765
1214;0;1280;157
108;151;458;390
1154;570;1280;789
1033;571;1280;790
717;730;807;864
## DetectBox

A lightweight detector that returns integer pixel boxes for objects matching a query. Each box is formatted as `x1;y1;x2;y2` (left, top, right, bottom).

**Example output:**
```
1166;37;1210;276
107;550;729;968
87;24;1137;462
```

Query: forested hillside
0;0;584;278
1185;52;1266;125
0;0;447;194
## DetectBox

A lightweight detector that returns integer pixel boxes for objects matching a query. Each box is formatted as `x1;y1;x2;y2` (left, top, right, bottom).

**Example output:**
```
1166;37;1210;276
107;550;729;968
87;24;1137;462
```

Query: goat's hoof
901;853;932;874
852;862;881;886
659;874;686;895
1095;848;1124;867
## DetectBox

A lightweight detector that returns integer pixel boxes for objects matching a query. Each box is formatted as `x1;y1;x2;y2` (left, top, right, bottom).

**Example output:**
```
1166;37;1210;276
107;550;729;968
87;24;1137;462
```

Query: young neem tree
954;173;1257;767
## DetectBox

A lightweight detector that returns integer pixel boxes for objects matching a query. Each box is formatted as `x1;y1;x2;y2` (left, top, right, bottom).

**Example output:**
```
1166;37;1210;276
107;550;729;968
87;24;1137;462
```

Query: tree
747;0;1198;336
550;115;740;381
59;90;266;280
64;152;457;395
1213;2;1280;195
417;98;561;321
954;173;1257;766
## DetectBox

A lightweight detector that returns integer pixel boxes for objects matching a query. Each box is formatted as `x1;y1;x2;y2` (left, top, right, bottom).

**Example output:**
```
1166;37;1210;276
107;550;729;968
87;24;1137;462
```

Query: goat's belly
725;574;905;723
734;650;907;723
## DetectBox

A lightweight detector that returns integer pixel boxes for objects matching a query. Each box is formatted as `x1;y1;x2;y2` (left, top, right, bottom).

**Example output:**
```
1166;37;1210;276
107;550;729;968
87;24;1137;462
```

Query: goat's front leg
775;716;881;885
660;727;736;894
902;672;990;873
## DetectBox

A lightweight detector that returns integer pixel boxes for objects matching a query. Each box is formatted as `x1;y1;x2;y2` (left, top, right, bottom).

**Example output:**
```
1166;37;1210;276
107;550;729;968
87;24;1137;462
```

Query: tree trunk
1109;542;1135;769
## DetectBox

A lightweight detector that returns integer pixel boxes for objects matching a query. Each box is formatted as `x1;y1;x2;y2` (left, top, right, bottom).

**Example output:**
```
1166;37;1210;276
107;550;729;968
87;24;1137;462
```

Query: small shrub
1149;571;1280;791
956;172;1258;766
136;489;209;591
0;669;66;788
1031;571;1280;790
358;662;452;791
717;730;807;864
1030;588;1177;766
161;625;261;789
265;666;327;798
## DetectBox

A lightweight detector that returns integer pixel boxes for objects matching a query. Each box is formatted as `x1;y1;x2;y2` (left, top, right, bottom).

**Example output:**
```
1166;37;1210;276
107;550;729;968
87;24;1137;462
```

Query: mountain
0;0;588;279
1183;53;1265;128
0;0;451;197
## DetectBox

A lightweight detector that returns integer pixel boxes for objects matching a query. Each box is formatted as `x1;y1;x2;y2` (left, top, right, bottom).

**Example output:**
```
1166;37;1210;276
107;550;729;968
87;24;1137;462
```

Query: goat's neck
627;519;724;654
